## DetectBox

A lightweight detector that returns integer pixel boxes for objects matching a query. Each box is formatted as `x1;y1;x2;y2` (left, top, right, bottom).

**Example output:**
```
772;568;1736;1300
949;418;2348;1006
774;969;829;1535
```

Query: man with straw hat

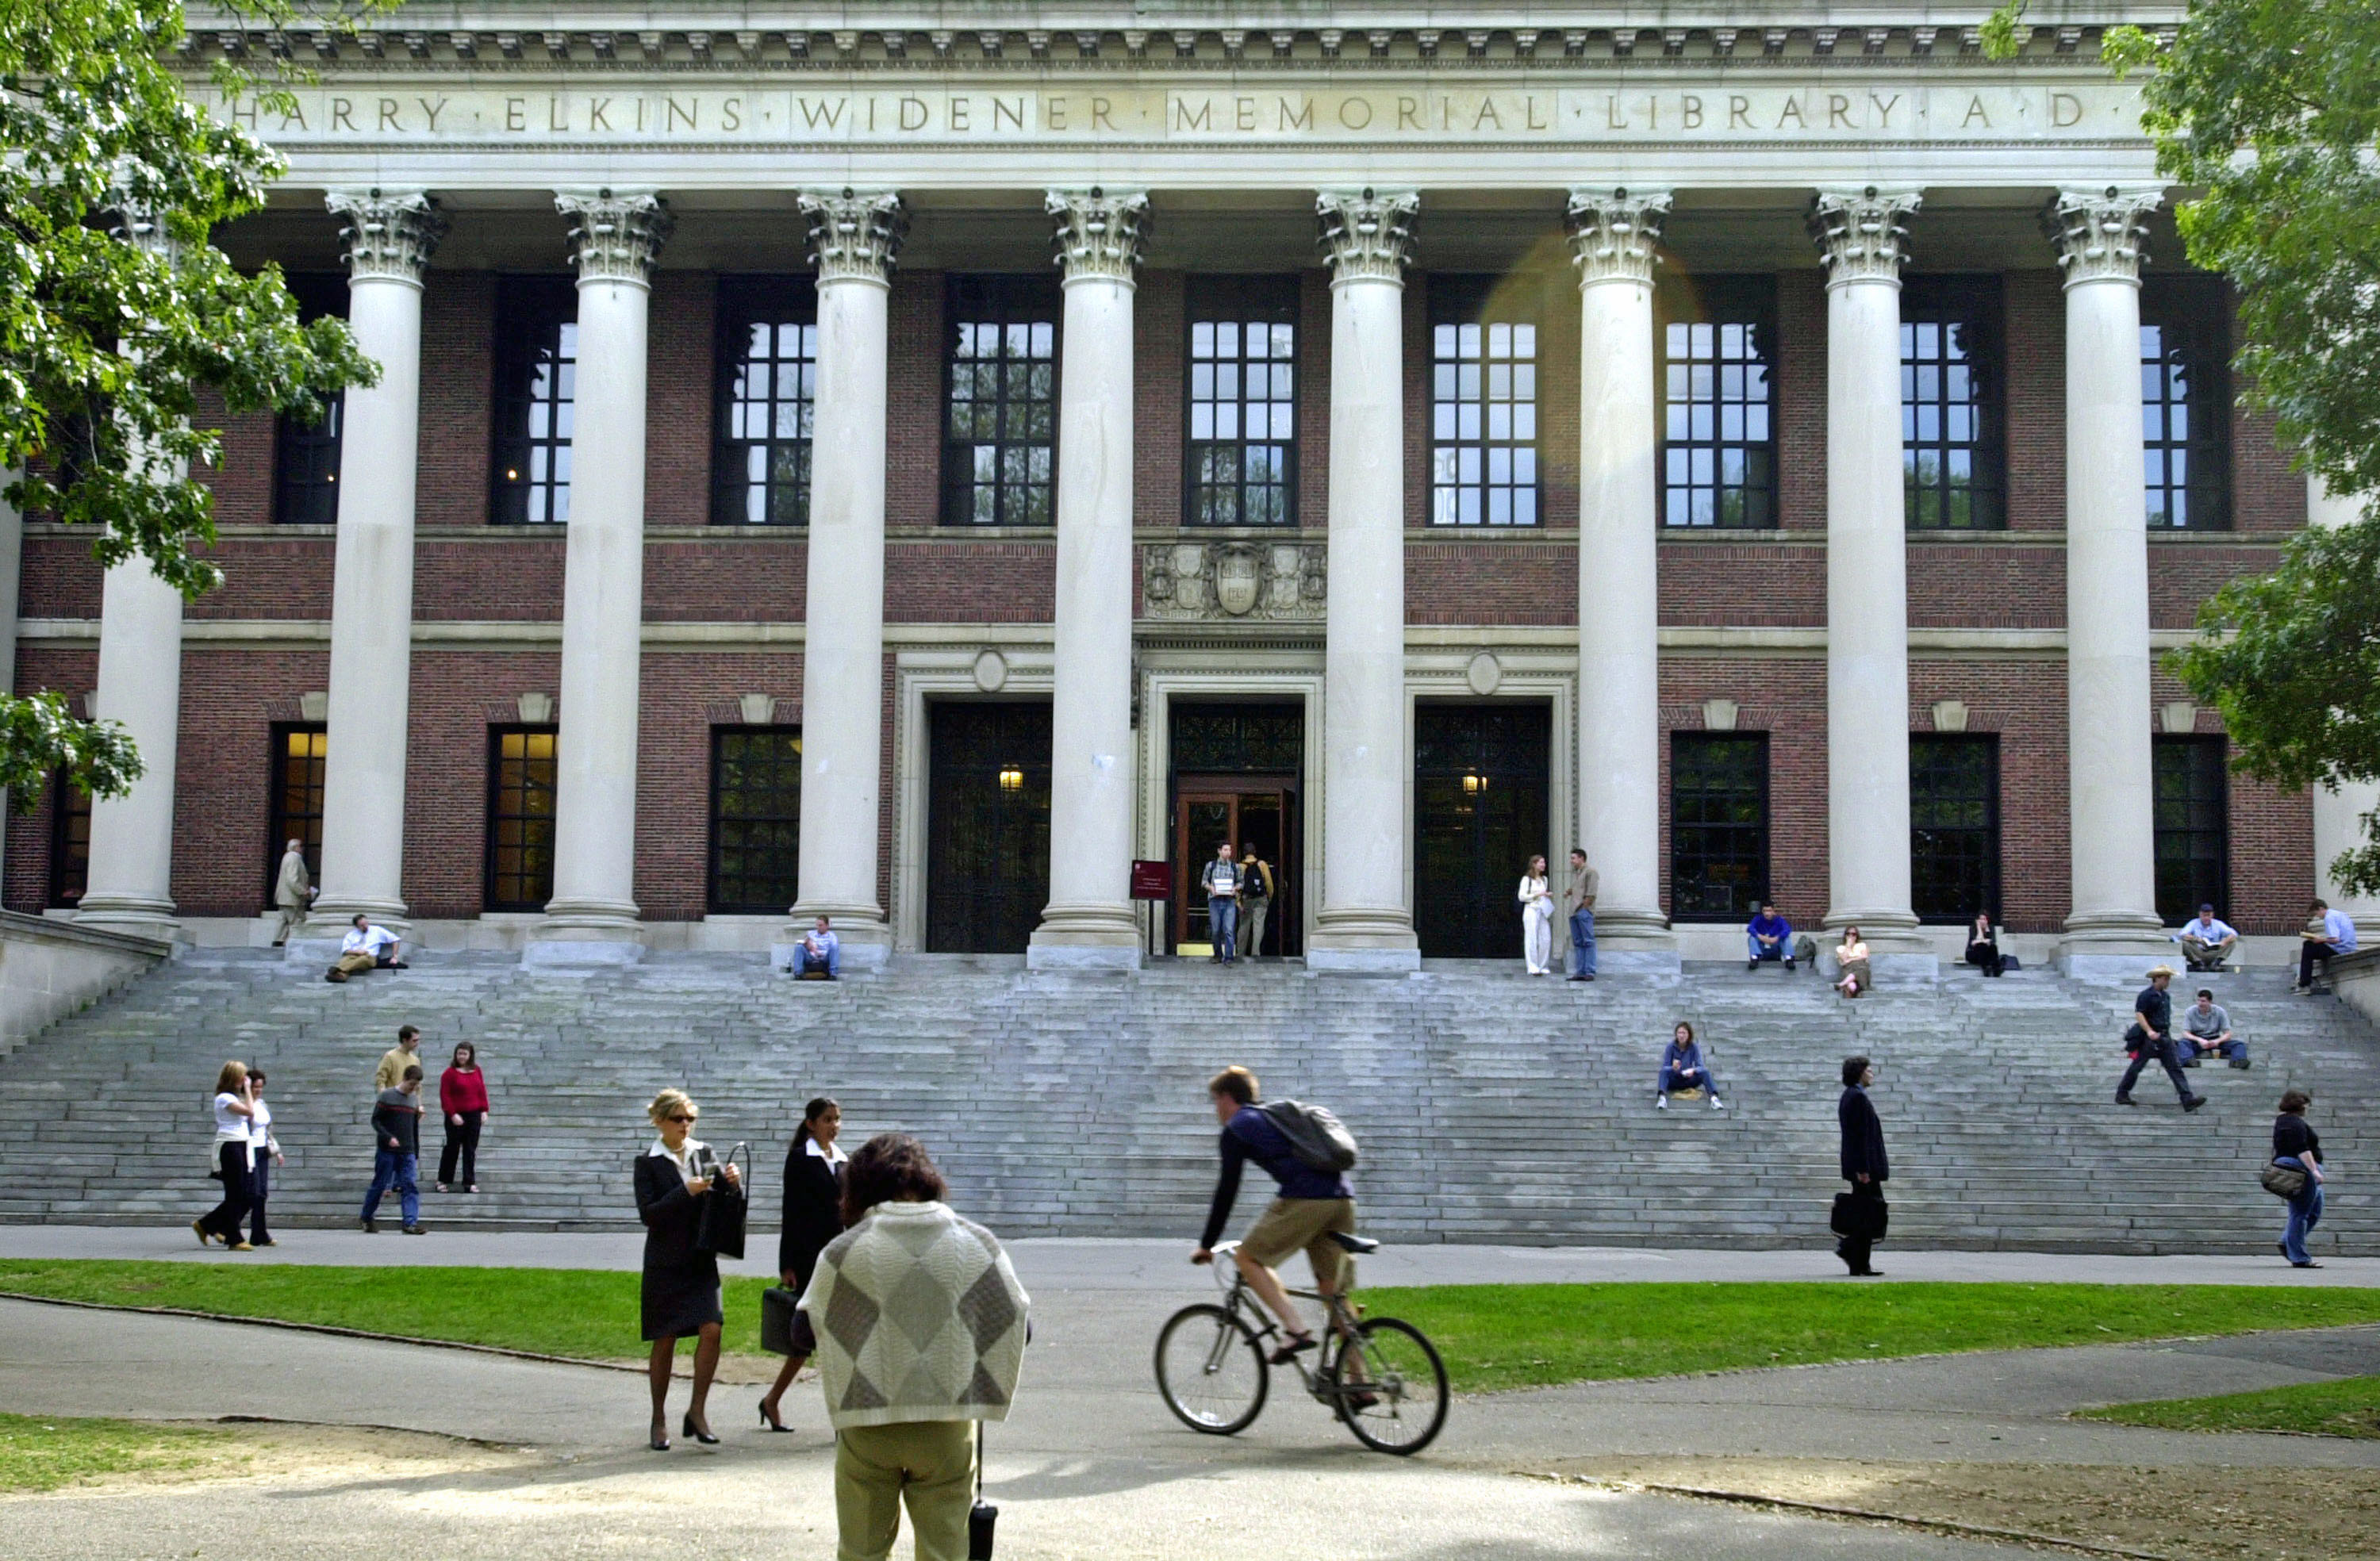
2117;964;2206;1112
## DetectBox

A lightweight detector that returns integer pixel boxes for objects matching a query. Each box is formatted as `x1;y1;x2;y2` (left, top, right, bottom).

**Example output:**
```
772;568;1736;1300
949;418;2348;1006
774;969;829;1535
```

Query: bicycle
1153;1232;1449;1455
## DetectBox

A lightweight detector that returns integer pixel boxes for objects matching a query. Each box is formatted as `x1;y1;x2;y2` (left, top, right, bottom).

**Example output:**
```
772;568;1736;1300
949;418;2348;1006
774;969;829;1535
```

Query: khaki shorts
1239;1197;1357;1292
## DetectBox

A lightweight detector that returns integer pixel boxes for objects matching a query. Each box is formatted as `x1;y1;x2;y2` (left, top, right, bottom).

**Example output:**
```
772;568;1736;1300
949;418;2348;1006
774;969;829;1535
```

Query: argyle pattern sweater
797;1199;1031;1430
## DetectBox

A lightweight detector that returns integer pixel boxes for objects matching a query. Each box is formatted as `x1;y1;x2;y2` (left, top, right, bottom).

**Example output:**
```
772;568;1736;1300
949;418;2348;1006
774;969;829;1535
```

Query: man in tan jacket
1563;847;1598;982
271;839;313;946
375;1026;423;1091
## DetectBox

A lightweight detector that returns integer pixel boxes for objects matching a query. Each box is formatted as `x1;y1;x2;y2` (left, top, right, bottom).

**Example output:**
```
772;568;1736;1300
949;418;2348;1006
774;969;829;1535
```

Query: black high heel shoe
682;1412;720;1445
758;1399;791;1433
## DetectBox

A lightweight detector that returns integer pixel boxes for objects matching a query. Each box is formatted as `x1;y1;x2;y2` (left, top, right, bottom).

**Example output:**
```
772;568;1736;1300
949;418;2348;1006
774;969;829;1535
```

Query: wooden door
1174;793;1240;951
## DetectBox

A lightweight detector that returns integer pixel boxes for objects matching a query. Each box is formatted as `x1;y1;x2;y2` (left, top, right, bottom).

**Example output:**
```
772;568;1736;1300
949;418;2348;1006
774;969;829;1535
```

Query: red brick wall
20;537;102;621
190;389;277;528
403;650;561;917
646;271;716;528
1298;268;1333;530
1406;541;1572;625
2004;271;2067;532
1660;659;1830;926
171;648;332;915
1908;543;2066;630
647;536;804;622
1775;270;1828;532
1660;540;1825;627
632;652;802;920
189;537;335;620
885;270;945;532
1134;270;1184;527
887;540;1053;622
415;535;566;621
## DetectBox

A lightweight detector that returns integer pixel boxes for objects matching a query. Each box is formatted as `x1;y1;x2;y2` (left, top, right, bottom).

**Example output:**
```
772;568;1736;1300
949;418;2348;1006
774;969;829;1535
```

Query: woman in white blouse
194;1060;256;1251
1518;854;1556;976
1834;926;1873;999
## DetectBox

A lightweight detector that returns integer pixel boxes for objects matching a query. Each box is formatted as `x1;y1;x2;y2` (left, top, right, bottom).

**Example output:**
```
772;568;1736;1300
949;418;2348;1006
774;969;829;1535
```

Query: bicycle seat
1328;1232;1380;1255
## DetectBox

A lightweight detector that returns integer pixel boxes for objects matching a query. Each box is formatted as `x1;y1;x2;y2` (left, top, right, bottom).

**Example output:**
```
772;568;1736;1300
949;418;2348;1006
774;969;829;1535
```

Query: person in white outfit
1518;854;1555;975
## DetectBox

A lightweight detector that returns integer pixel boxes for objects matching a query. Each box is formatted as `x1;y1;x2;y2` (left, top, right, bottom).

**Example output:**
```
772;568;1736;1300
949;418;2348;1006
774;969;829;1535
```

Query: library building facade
11;4;2366;974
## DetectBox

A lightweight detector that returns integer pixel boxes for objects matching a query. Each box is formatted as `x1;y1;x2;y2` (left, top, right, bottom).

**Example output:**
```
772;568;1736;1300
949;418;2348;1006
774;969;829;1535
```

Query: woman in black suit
1837;1056;1888;1276
635;1087;740;1452
758;1095;846;1432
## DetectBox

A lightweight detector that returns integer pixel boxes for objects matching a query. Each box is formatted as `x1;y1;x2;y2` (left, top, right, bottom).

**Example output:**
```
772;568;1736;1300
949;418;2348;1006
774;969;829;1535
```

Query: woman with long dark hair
758;1096;846;1432
1964;912;2005;977
437;1041;489;1193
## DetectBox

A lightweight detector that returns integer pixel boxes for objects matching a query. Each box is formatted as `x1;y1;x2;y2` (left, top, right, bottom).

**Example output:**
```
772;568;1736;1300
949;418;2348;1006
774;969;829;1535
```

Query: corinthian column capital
799;188;907;285
327;188;447;286
1807;185;1922;286
1316;187;1418;283
1566;186;1673;286
556;188;674;286
1046;186;1150;282
103;187;182;266
2044;184;2162;287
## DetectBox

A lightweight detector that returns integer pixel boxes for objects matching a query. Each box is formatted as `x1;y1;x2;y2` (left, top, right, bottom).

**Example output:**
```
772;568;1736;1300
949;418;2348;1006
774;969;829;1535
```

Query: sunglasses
667;1114;697;1124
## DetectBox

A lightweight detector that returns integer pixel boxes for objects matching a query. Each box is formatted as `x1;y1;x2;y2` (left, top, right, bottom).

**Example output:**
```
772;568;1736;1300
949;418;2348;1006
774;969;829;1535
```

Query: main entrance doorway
1169;703;1302;957
1413;703;1552;960
925;700;1051;953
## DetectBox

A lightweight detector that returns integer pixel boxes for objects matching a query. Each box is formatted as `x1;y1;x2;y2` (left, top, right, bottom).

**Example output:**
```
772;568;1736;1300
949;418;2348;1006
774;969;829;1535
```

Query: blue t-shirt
1199;1104;1353;1249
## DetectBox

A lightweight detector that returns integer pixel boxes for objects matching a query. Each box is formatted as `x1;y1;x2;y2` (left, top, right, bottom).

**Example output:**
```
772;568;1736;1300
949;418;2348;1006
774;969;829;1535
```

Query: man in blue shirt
796;915;841;980
1746;903;1795;970
1192;1065;1354;1362
2297;897;2361;993
2174;904;2239;972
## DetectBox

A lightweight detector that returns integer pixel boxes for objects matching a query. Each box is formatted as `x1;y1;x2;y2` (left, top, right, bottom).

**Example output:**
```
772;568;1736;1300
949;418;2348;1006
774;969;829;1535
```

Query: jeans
2118;1039;2194;1103
2179;1036;2248;1065
246;1153;271;1244
363;1149;420;1226
1658;1065;1714;1097
439;1111;483;1186
1208;896;1238;961
1569;908;1596;976
799;945;841;979
2278;1160;2324;1264
1748;933;1791;963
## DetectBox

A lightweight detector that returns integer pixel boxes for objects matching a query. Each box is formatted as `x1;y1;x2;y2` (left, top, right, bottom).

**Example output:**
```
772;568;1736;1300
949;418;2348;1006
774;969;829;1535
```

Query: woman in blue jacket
1656;1022;1724;1110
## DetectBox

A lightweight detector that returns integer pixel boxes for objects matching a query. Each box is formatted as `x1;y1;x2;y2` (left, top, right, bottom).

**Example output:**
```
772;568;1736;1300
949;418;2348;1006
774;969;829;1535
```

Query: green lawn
0;1411;244;1493
2077;1375;2380;1439
3;1263;2377;1393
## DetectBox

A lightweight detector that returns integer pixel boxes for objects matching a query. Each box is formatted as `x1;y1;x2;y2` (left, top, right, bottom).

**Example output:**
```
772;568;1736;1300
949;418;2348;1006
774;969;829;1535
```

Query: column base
1027;902;1142;972
775;905;892;973
1306;907;1419;974
2058;911;2172;982
73;896;181;947
525;900;647;968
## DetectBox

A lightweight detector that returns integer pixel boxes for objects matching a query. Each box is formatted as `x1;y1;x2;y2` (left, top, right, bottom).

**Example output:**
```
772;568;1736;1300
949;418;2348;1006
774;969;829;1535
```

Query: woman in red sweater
436;1042;490;1193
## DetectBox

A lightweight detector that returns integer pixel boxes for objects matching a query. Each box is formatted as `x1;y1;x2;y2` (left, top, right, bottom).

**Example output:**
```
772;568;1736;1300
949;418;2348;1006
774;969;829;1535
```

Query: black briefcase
693;1142;750;1260
761;1284;813;1356
1829;1193;1888;1239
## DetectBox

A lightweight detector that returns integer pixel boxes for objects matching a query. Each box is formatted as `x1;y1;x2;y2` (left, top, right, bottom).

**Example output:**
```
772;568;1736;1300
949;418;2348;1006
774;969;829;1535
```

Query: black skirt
635;1153;724;1341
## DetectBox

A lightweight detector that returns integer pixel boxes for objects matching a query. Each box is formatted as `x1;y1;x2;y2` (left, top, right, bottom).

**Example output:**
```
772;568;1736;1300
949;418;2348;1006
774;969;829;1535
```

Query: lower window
47;771;90;910
1670;733;1769;919
709;727;803;914
266;723;328;908
1910;734;2001;924
486;726;558;912
2153;735;2229;923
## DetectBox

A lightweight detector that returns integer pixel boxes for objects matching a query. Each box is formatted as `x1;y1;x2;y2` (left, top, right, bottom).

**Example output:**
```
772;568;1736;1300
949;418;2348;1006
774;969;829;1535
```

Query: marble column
300;190;446;955
1309;189;1421;972
1566;186;1679;972
75;200;186;942
528;190;673;966
781;190;905;972
1807;186;1929;975
2307;478;2380;937
2048;185;2171;977
1029;189;1149;970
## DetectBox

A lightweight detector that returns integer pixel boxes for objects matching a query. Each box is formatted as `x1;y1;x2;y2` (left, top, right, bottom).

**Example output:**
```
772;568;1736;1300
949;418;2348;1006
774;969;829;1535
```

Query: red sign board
1130;859;1173;901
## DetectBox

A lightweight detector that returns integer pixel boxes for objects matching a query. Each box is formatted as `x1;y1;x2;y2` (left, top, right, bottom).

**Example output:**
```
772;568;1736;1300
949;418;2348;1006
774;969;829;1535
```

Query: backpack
1255;1099;1359;1172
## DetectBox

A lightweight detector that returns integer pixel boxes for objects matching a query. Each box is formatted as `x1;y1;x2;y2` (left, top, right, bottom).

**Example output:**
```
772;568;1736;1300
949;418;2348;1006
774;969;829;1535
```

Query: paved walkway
10;1225;2377;1287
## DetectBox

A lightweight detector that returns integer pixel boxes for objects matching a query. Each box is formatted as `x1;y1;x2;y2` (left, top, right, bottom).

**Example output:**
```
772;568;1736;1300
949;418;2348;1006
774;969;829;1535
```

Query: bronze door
1173;783;1296;955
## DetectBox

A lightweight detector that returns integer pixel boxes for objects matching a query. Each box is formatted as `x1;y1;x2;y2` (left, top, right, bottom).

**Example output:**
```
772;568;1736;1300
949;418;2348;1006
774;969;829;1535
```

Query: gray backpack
1256;1099;1359;1172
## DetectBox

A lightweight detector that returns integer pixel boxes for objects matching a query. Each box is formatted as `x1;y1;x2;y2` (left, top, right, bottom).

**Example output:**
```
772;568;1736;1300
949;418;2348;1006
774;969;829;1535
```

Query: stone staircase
0;949;2369;1255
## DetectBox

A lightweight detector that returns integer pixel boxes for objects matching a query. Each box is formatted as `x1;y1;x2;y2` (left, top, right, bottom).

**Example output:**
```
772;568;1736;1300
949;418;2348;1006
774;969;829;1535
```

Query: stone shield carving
1142;541;1326;622
1215;545;1262;616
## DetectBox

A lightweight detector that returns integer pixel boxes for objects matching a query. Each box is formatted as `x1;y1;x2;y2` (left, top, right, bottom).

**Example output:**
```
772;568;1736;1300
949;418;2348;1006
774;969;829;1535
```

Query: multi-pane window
713;277;818;527
1670;733;1769;919
942;277;1059;527
485;726;558;911
2140;275;2232;531
265;723;327;907
1184;277;1298;527
490;277;579;526
1430;278;1539;527
709;727;803;914
2154;735;2229;923
47;770;89;911
1659;277;1776;529
1910;734;2001;923
273;274;347;525
1901;277;2005;531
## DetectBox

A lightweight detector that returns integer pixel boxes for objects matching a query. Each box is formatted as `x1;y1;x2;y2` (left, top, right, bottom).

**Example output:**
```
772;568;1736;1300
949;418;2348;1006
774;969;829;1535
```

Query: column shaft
1810;188;1925;968
305;191;445;949
1031;189;1146;970
783;190;904;970
1568;189;1676;968
1309;190;1420;972
76;563;181;935
530;191;672;965
2308;478;2380;937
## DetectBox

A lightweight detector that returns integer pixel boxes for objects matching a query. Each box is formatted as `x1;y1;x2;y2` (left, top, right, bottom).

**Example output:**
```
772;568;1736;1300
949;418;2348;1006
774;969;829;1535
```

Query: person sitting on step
2178;988;2250;1069
1833;927;1872;998
1745;903;1795;971
1655;1022;1724;1111
2174;905;2240;972
325;913;406;983
796;915;841;980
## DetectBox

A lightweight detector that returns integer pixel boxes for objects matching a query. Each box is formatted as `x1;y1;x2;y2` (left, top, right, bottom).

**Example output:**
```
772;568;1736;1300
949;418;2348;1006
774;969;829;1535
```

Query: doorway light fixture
1462;773;1485;795
998;765;1023;792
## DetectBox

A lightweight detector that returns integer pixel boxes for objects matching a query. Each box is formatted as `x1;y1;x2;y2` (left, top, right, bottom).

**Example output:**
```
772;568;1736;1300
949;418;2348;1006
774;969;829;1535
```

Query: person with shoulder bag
636;1088;741;1452
194;1060;257;1251
2271;1089;2327;1268
758;1095;847;1433
1834;1056;1887;1277
1191;1065;1357;1363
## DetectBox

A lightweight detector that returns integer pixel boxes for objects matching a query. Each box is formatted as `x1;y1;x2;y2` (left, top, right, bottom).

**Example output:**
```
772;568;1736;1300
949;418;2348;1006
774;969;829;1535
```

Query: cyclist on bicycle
1192;1065;1355;1363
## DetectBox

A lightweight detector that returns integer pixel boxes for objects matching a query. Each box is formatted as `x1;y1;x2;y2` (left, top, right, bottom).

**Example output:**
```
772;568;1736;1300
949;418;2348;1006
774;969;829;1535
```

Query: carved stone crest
1142;541;1326;621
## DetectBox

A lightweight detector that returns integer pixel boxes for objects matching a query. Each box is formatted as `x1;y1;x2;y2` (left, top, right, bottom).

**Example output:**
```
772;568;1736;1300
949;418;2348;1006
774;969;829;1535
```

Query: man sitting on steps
2178;988;2250;1070
326;914;407;983
1746;903;1795;971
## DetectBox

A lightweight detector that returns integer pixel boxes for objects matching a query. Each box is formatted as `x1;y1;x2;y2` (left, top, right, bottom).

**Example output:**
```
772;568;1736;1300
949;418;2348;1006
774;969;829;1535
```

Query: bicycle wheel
1154;1303;1269;1435
1329;1317;1449;1455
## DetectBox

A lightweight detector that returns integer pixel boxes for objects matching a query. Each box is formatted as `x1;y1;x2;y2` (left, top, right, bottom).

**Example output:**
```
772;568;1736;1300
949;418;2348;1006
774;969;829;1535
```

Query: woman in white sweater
1518;855;1555;975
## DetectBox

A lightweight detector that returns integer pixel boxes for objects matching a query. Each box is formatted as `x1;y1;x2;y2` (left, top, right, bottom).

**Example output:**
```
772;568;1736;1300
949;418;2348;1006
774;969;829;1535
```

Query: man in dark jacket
2117;965;2205;1111
1192;1064;1354;1362
360;1065;425;1235
1837;1056;1887;1276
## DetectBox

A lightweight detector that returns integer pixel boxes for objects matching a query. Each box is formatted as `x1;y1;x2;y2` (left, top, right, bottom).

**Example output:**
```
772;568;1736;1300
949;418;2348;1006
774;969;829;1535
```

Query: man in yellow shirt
375;1026;423;1092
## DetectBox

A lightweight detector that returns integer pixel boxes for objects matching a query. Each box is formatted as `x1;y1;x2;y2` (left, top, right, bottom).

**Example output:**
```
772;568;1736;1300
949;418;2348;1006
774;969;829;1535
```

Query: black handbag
693;1142;750;1260
1830;1192;1888;1239
969;1421;997;1559
761;1284;816;1356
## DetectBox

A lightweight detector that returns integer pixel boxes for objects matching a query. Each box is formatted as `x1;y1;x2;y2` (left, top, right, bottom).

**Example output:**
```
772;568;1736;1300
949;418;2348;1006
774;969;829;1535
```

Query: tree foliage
0;0;382;807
